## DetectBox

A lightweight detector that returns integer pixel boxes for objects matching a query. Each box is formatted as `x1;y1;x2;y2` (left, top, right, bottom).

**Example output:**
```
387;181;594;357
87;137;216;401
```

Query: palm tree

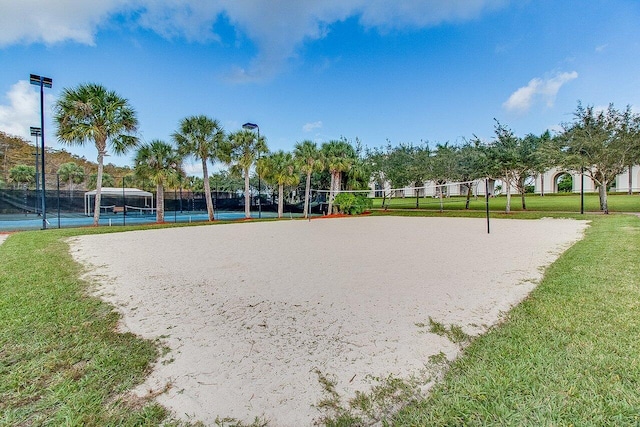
9;165;35;212
87;172;115;190
54;83;138;226
9;165;35;189
172;115;226;221
57;162;85;198
258;151;299;218
134;140;183;223
321;140;356;214
226;129;267;219
293;140;323;218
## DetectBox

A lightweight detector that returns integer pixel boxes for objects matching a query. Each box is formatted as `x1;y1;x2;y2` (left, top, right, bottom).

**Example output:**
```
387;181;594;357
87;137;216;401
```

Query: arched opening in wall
555;172;573;193
524;176;535;194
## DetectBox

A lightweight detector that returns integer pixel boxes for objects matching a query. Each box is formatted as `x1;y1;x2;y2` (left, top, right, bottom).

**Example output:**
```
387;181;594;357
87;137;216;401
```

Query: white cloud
0;0;129;46
0;1;509;80
503;71;578;114
0;81;46;139
303;121;323;132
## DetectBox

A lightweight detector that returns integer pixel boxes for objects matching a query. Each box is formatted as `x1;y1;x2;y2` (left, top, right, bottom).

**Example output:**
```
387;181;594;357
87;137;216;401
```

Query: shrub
333;192;372;215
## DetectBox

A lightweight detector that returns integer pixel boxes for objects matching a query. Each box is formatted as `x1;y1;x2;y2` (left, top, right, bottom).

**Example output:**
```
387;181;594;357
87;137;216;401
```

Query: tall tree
384;143;431;207
345;139;370;191
54;83;138;225
457;139;488;209
9;164;35;189
619;107;640;194
293;140;323;218
258;151;299;218
226;129;267;219
322;140;356;214
173;115;227;221
57;162;85;198
209;170;243;198
557;103;639;213
485;121;542;212
134;140;183;223
87;172;115;190
366;145;390;203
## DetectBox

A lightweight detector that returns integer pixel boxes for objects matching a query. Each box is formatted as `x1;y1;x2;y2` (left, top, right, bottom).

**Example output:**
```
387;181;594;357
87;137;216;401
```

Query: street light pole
30;127;41;215
30;74;52;229
242;122;261;219
580;166;584;215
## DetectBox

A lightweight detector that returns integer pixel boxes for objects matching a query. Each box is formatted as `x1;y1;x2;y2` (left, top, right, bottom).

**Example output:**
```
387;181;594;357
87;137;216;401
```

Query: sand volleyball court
69;216;588;426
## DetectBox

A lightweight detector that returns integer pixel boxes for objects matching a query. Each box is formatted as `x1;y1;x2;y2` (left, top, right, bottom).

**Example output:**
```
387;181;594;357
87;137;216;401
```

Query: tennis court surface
69;216;588;426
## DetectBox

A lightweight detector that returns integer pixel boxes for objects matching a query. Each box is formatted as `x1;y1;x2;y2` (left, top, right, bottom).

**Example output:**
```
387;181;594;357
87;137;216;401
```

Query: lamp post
30;74;52;229
579;148;587;215
242;122;261;219
30;127;41;215
580;166;584;215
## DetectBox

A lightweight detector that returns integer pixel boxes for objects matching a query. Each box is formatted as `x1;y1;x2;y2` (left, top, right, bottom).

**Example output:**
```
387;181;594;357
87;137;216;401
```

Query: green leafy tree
293;140;323;218
209;170;243;197
134;140;183;223
619;107;640;194
9;164;35;189
557;103;640;213
385;143;431;207
226;129;268;218
57;162;85;198
173;115;227;221
186;176;204;193
345;139;371;191
9;164;35;211
322;140;356;214
366;145;391;203
557;173;573;192
54;83;138;225
457;139;488;209
258;151;300;218
485;122;543;212
87;172;115;190
430;143;459;200
530;131;556;197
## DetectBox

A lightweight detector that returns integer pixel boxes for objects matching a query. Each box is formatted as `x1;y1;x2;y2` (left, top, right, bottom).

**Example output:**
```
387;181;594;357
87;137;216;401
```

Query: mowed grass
372;192;639;212
1;213;639;425
391;214;640;426
0;226;181;426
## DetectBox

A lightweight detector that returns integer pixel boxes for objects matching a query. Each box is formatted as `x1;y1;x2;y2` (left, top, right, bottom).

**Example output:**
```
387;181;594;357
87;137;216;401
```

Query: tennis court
69;216;588;426
0;210;286;231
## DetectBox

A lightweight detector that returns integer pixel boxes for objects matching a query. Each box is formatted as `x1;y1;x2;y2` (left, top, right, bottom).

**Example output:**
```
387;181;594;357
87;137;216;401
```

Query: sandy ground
69;216;588;426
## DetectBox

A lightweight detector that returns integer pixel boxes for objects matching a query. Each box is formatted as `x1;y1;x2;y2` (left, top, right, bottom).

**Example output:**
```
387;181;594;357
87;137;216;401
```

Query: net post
485;178;490;234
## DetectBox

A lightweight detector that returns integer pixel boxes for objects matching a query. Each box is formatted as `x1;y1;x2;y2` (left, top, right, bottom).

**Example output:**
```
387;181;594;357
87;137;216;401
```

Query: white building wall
369;165;639;198
615;165;640;193
535;167;597;194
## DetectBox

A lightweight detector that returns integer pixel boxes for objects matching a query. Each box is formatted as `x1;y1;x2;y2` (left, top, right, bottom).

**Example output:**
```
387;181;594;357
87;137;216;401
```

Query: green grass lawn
371;192;639;213
1;213;639;426
391;213;640;426
0;227;173;426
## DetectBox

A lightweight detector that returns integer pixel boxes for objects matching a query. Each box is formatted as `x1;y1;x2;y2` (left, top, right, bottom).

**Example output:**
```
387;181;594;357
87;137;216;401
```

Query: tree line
4;82;639;223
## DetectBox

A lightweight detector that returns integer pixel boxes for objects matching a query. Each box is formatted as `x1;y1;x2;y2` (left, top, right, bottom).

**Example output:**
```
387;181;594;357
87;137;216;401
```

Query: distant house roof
84;187;153;197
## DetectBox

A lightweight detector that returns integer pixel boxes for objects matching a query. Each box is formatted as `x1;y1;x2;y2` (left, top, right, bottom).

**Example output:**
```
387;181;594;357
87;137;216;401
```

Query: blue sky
1;0;639;173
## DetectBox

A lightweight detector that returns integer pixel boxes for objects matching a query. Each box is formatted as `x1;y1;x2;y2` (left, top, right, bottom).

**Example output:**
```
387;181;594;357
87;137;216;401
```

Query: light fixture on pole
30;126;42;215
30;74;52;230
242;122;261;219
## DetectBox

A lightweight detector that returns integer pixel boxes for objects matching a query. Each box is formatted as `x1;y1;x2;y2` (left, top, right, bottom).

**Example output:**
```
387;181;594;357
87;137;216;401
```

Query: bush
333;192;372;215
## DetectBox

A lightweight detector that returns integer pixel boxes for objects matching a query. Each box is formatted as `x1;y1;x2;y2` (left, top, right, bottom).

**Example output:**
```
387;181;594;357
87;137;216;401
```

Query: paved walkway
0;233;9;246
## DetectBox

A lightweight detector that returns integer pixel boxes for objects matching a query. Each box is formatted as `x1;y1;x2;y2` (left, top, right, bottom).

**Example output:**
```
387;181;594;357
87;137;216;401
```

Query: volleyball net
124;205;156;216
310;180;484;211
